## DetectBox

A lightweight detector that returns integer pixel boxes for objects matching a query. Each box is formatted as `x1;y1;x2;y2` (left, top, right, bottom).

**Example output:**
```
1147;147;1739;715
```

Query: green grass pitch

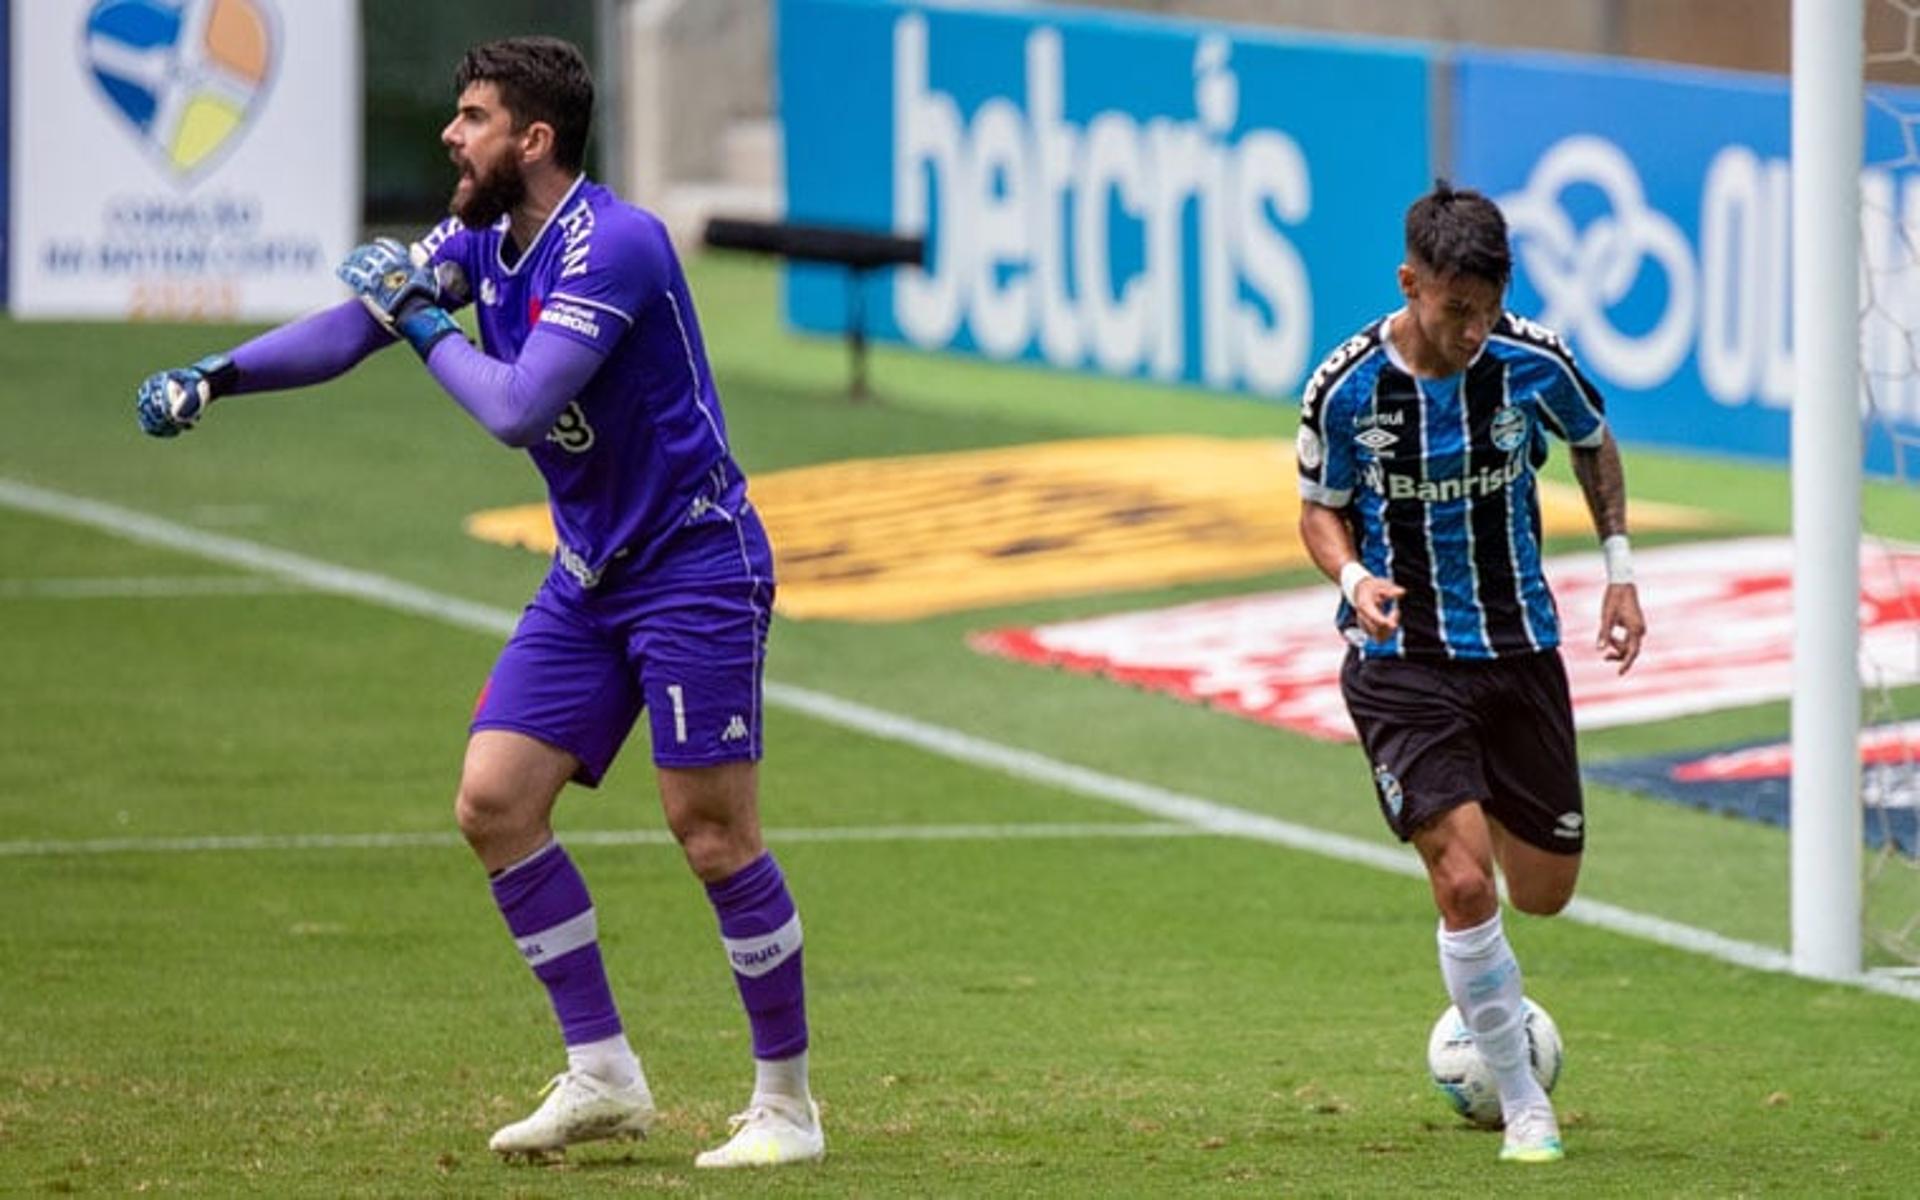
3;255;1920;1193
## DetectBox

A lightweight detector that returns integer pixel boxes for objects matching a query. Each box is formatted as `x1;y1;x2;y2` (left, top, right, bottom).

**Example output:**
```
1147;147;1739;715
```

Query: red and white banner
972;538;1920;741
1671;721;1920;785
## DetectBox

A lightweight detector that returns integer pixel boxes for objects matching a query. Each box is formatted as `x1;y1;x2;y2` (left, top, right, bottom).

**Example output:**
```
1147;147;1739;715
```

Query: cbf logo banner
778;0;1430;399
1455;50;1920;475
9;0;358;319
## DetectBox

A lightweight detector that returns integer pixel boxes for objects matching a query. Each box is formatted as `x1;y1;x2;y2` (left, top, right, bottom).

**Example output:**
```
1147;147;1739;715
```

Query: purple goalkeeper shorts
472;518;774;783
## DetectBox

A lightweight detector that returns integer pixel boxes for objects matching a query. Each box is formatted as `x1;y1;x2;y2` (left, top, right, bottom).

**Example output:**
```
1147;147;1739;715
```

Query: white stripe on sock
515;907;598;968
723;913;802;979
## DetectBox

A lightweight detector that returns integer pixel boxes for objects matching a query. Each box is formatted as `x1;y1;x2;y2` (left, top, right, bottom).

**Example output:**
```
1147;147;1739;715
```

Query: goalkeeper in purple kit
134;37;821;1169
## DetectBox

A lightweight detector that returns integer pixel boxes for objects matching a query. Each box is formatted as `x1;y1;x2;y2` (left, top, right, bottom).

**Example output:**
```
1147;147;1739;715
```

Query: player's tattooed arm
1570;428;1629;540
1571;427;1646;673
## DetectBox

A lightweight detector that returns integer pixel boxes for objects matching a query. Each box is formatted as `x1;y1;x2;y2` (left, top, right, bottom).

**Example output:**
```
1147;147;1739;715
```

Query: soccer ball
1426;997;1563;1127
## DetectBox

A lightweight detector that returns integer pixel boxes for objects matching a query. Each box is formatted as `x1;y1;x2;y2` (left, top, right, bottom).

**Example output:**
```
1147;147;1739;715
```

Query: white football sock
567;1032;644;1090
753;1051;812;1115
1437;911;1547;1119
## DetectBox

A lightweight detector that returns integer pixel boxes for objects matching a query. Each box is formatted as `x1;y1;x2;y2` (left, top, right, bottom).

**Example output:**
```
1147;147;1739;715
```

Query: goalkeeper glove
135;354;237;438
336;237;465;359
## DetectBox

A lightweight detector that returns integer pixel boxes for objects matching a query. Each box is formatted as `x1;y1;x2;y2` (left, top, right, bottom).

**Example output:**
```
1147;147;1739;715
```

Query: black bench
703;217;926;401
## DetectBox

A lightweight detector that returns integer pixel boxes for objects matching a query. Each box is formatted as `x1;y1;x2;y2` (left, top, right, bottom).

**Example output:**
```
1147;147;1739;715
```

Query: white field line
5;476;1918;1003
0;575;306;598
0;821;1205;859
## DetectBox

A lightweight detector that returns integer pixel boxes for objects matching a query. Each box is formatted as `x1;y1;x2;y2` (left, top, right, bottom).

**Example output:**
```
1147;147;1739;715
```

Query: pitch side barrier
778;0;1433;403
704;216;925;400
8;1;357;320
777;0;1920;471
1;0;10;308
1453;48;1920;475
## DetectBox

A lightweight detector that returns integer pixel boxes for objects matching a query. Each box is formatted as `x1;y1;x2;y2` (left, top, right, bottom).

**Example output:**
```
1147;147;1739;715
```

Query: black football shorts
1338;648;1585;854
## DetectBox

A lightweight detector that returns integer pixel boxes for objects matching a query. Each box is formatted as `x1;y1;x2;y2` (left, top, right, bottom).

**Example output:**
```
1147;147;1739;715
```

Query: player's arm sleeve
1295;375;1356;508
223;219;482;395
530;212;659;355
421;212;663;445
224;299;397;394
422;329;607;448
1538;348;1608;449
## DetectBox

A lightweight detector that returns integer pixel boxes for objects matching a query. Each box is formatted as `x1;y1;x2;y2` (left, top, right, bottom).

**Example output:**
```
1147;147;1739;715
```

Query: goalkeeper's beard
452;160;526;230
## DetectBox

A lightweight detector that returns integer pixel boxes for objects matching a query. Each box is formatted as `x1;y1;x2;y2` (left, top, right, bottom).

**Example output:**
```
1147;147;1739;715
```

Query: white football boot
694;1098;825;1168
1499;1103;1564;1164
489;1071;656;1161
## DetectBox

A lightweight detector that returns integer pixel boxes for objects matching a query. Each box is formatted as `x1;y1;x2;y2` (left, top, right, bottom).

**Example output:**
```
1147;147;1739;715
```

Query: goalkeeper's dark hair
456;37;594;173
1405;180;1511;287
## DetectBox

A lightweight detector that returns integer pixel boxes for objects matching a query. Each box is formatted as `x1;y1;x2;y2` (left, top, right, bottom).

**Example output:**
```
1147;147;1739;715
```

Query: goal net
1853;0;1920;969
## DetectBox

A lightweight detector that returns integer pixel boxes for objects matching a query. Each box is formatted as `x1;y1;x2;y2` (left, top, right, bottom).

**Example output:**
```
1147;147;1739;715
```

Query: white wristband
1602;534;1633;585
1339;560;1373;606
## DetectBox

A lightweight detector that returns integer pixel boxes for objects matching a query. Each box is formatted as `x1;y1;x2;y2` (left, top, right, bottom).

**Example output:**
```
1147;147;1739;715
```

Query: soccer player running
132;37;822;1169
1295;182;1646;1164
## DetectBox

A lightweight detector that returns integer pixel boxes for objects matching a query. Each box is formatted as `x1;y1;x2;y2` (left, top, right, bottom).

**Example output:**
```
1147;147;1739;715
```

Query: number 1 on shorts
665;683;688;744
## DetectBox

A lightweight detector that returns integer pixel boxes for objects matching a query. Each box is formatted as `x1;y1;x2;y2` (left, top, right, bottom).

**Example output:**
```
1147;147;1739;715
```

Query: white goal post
1791;0;1867;979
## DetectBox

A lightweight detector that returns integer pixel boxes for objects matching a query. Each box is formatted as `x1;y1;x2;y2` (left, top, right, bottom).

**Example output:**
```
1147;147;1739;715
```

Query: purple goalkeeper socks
490;841;624;1046
705;852;809;1060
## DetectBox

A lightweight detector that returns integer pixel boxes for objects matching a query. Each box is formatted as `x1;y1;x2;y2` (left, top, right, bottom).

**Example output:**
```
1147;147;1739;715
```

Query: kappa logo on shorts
1373;764;1404;818
721;715;749;742
1554;812;1584;839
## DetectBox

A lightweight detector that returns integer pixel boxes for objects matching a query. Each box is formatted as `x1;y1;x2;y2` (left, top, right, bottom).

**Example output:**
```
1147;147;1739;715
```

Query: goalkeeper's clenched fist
336;237;466;359
135;354;236;438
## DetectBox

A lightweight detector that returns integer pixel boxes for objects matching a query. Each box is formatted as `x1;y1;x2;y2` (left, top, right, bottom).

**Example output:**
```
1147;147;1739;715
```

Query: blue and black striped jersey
1296;311;1608;660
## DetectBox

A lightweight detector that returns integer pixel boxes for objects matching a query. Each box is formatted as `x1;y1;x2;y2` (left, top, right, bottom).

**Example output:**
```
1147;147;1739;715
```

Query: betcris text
890;14;1311;394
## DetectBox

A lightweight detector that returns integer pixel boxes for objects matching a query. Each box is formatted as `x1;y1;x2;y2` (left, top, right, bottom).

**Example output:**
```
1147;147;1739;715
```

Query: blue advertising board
778;0;1432;399
1455;49;1920;475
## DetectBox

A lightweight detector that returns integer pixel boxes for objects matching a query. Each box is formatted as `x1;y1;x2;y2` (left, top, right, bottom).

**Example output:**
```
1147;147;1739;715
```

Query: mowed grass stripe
7;474;1918;1003
0;821;1207;858
0;575;307;598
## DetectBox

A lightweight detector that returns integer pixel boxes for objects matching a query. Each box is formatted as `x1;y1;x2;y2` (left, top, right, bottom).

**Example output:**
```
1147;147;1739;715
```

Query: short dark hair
455;37;594;173
1405;180;1511;286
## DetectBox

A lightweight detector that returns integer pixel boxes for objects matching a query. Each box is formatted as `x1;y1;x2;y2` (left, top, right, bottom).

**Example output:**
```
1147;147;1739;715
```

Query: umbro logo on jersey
722;715;750;742
1355;427;1399;452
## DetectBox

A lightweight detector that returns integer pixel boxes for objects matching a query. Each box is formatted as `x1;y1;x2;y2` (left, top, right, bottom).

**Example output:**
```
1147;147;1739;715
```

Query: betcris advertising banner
1456;50;1920;474
9;0;358;319
779;0;1430;399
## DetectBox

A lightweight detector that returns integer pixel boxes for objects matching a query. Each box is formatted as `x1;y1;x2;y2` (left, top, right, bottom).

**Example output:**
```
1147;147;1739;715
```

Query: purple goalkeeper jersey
419;177;749;593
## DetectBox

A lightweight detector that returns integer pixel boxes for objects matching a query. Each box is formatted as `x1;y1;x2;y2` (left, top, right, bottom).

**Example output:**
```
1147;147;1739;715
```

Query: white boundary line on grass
5;476;1917;1003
